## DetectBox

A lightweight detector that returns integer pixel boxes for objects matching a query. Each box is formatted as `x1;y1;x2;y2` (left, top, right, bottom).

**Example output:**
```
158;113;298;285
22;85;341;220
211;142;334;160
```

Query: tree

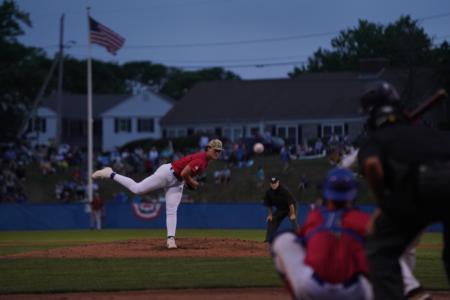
122;61;168;93
289;16;432;76
161;67;240;100
0;0;50;141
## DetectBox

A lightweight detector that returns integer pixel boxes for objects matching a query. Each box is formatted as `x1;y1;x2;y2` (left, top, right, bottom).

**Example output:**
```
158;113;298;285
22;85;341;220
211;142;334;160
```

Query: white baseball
253;142;264;154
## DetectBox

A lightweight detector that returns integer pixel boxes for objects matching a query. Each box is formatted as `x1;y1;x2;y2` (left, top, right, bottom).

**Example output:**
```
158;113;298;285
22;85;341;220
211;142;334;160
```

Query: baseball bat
339;89;448;169
405;89;448;122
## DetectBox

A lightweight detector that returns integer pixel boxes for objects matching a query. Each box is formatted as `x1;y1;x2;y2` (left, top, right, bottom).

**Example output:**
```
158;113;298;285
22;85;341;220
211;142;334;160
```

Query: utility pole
56;13;65;147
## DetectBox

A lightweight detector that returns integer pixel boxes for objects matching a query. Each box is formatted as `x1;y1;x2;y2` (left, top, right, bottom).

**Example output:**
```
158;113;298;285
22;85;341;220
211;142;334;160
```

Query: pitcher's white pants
271;232;373;300
112;163;184;237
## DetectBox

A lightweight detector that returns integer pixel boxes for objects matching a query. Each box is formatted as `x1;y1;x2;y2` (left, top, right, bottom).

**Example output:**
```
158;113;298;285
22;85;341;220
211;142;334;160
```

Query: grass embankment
0;230;447;294
25;155;373;203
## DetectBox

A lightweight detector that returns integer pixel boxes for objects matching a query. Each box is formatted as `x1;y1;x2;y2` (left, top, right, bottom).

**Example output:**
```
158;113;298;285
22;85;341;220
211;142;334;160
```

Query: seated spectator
222;166;231;184
256;166;265;188
214;170;223;184
297;174;310;192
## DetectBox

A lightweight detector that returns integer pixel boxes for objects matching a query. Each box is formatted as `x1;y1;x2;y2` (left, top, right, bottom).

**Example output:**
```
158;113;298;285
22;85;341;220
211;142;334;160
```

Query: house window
233;128;243;140
323;125;333;137
167;129;176;138
30;117;46;133
250;127;259;137
277;127;286;138
322;124;344;138
334;125;343;136
137;118;154;133
114;118;132;133
288;126;296;139
223;128;232;140
177;128;187;137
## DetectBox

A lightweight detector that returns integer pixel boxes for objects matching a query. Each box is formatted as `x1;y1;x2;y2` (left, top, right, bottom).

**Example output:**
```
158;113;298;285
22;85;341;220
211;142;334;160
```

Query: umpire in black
263;176;298;242
357;81;450;300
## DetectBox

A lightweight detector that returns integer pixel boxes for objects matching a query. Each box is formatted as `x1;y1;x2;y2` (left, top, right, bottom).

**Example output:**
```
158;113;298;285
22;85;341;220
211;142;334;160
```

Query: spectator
221;166;231;184
256;166;265;188
90;193;105;230
213;169;223;184
297;174;309;192
280;146;291;173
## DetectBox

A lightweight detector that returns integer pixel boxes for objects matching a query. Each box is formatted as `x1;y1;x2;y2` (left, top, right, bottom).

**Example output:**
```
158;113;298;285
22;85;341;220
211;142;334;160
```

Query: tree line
1;0;449;141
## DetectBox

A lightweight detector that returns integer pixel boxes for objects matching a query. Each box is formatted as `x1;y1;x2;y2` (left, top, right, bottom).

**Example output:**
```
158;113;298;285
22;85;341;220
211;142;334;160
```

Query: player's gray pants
112;163;184;237
272;232;373;300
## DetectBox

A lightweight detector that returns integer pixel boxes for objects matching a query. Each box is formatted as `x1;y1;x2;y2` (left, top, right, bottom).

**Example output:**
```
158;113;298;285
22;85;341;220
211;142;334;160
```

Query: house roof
161;68;441;126
101;91;175;117
42;93;129;119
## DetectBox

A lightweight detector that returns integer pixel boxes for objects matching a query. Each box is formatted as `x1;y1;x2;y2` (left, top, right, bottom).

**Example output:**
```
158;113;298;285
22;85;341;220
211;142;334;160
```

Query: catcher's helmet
322;168;357;202
360;81;401;114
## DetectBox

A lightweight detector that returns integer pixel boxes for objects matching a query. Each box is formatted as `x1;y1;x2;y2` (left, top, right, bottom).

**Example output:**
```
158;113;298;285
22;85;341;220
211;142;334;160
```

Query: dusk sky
15;0;450;79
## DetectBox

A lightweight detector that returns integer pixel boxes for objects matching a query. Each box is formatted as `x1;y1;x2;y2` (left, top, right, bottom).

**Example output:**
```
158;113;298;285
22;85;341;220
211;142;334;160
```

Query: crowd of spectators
0;145;29;203
0;133;356;203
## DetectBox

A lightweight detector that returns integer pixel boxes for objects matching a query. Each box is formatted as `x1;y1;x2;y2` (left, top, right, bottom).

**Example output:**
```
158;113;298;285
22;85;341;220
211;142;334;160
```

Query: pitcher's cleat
92;167;113;180
166;237;177;249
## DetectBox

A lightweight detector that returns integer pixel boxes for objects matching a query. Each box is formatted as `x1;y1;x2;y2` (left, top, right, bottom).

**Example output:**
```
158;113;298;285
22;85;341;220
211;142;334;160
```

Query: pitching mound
4;238;270;259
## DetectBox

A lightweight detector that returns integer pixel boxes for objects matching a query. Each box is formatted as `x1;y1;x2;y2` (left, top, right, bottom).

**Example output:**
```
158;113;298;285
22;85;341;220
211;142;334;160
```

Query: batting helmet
360;81;401;114
322;168;358;202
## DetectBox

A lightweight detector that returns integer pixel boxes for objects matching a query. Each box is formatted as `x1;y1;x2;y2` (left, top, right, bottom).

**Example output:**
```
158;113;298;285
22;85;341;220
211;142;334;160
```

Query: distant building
161;67;445;146
101;92;174;151
27;91;174;151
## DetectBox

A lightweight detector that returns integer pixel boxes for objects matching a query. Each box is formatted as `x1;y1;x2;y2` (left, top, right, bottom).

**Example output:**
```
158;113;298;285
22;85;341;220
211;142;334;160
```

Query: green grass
415;233;449;289
0;230;448;294
0;257;279;293
23;155;374;203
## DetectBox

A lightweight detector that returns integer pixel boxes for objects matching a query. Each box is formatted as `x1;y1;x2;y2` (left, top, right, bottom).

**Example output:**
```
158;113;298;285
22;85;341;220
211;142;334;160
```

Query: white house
27;91;174;151
101;91;174;151
26;106;57;146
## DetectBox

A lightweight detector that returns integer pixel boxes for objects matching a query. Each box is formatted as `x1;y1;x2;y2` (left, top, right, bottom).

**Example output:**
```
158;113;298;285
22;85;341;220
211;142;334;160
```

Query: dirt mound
3;238;271;259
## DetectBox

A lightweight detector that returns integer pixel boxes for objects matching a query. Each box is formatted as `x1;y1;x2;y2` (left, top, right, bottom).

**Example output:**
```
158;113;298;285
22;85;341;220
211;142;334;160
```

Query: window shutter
114;118;118;133
317;124;322;138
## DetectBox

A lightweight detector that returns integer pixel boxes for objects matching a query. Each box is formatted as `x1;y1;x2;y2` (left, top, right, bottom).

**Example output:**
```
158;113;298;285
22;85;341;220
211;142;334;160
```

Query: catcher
92;139;223;249
271;168;373;300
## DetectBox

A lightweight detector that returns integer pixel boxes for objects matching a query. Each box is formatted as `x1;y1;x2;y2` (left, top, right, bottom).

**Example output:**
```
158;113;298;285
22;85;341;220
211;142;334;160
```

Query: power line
417;11;450;21
171;60;308;70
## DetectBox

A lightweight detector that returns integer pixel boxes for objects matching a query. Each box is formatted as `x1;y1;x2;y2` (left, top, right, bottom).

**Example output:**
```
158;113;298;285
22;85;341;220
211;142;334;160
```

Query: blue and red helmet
322;168;358;202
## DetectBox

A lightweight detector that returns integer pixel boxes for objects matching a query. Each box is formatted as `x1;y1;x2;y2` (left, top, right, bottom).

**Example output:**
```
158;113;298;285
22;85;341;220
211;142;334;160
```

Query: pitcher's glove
185;183;196;190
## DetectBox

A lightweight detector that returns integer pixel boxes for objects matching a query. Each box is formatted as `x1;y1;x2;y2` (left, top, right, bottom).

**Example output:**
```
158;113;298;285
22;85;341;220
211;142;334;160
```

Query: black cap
270;176;279;184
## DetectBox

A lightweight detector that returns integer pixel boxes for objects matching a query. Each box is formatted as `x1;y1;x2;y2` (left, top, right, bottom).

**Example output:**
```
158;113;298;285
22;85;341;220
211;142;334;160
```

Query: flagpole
86;7;93;204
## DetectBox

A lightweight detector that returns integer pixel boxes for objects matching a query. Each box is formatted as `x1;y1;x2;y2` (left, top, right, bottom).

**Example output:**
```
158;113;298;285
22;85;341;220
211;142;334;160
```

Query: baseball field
0;229;449;299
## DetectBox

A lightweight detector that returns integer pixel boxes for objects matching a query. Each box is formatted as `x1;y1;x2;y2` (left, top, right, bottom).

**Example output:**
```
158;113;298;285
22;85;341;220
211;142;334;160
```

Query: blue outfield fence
0;202;443;231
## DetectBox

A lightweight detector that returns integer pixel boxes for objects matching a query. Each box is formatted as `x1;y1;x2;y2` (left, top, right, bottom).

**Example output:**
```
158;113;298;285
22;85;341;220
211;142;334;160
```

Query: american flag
89;17;125;55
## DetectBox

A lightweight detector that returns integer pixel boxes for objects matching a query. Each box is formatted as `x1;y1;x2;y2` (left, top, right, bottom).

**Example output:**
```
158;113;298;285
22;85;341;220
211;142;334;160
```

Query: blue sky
15;0;450;79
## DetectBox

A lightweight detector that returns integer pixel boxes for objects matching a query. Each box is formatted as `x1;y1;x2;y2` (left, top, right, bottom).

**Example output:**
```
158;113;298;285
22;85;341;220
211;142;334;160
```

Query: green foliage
0;0;31;43
161;67;240;100
0;1;49;141
289;16;435;76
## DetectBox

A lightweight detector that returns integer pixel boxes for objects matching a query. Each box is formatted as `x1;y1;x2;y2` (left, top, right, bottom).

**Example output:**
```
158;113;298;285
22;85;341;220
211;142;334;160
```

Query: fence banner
0;203;442;231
